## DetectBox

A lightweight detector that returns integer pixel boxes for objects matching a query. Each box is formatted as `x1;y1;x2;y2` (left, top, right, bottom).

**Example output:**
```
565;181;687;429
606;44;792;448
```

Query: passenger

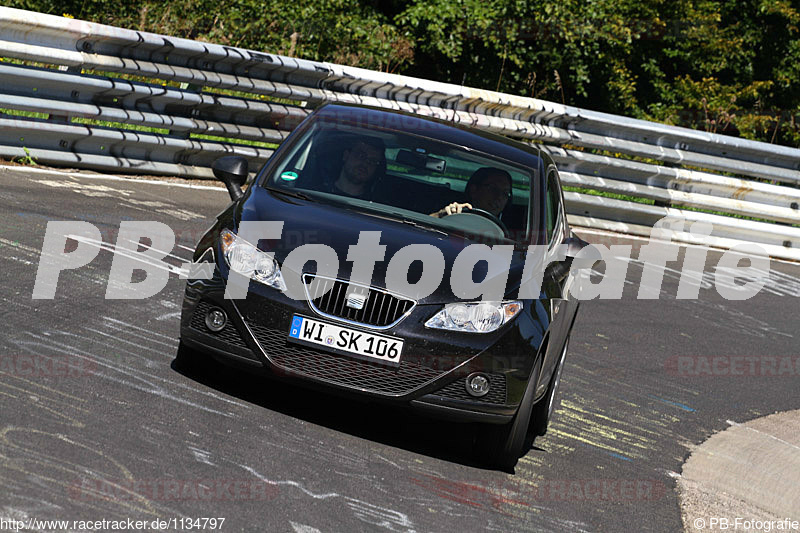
330;136;386;199
431;167;512;218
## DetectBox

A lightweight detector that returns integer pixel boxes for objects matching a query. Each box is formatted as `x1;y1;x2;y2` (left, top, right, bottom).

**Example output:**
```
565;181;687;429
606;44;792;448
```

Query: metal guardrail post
170;82;203;139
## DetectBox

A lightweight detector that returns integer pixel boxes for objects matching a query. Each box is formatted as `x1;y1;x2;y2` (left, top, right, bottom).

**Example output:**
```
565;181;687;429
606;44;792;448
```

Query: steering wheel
460;207;510;237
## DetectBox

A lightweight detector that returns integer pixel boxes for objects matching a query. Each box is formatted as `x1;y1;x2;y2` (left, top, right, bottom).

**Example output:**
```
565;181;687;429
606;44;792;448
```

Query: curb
678;410;800;532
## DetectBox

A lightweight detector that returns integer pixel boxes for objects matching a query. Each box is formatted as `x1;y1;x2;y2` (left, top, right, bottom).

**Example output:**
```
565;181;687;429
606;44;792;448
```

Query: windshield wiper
397;217;448;236
349;207;449;236
266;186;314;202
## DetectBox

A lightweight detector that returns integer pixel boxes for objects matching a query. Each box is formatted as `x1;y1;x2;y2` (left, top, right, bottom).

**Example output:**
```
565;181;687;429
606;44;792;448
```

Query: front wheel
475;357;543;471
530;336;569;437
173;339;212;372
174;340;192;367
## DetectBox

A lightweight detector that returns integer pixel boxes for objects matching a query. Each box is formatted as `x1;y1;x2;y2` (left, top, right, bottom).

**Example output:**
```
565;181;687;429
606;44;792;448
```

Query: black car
178;103;588;470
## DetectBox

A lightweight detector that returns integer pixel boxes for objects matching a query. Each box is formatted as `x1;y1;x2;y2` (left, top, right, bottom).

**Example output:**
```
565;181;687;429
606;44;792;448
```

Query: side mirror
212;156;249;201
545;259;571;283
545;235;599;282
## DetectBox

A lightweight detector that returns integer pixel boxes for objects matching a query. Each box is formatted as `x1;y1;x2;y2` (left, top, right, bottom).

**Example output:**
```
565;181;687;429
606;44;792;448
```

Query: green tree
5;0;799;146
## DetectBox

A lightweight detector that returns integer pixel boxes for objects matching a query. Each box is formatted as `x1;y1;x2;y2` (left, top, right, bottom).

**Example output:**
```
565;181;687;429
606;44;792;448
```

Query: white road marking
241;465;416;532
1;164;225;191
188;446;216;466
290;523;322;533
726;419;800;452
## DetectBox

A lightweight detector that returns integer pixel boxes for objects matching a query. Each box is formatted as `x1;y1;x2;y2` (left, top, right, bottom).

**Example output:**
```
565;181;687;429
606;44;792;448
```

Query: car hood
237;187;527;304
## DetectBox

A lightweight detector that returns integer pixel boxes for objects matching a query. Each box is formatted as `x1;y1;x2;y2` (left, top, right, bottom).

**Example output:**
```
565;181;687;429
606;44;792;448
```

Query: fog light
205;308;227;332
465;373;490;397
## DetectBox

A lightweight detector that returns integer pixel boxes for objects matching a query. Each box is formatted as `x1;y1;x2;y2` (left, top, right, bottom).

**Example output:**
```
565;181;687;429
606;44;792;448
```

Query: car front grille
431;373;507;404
245;320;443;396
303;274;415;329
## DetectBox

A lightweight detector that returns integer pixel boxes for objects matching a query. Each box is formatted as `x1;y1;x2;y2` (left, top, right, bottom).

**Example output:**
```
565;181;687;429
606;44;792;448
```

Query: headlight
220;229;286;291
424;301;522;333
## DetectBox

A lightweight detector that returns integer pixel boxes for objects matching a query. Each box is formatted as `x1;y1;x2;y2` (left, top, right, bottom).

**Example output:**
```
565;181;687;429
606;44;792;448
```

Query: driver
431;167;512;218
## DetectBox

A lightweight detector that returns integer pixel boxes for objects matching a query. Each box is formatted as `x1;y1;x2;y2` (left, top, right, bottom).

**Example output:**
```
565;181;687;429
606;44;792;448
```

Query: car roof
312;103;545;173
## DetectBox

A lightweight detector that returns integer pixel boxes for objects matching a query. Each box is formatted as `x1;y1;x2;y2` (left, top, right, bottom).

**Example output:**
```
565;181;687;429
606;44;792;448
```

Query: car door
536;159;575;398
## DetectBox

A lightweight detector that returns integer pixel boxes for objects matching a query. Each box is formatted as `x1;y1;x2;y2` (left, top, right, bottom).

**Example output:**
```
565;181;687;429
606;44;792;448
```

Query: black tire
173;340;211;371
174;340;192;366
475;357;543;471
530;336;569;437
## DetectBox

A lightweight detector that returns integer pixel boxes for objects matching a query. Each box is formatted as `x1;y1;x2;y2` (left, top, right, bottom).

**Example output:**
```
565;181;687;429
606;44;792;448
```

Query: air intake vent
245;320;442;396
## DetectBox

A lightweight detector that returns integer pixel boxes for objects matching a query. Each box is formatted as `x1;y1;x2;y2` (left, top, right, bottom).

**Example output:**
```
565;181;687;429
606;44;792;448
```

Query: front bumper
180;279;543;424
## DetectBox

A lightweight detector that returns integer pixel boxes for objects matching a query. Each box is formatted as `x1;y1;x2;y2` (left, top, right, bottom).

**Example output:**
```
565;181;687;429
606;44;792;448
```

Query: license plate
288;315;403;365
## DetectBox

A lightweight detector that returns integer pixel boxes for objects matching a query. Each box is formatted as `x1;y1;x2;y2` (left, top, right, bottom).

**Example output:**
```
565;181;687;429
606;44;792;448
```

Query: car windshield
263;120;534;244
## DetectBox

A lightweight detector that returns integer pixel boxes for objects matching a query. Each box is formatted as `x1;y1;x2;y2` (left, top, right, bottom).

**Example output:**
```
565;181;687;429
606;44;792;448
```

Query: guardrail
1;7;799;260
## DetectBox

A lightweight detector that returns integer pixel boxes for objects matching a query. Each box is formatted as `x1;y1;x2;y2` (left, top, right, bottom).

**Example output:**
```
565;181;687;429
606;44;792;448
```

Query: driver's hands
431;202;472;218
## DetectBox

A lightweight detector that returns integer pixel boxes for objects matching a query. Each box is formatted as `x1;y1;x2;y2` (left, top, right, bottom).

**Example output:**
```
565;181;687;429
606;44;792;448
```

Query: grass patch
0;107;50;120
190;133;278;149
563;185;655;205
201;86;308;109
70;117;171;135
675;203;797;226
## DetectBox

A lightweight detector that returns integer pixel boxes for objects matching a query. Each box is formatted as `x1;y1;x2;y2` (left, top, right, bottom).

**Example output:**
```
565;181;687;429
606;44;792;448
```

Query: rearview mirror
212;156;249;201
395;149;446;173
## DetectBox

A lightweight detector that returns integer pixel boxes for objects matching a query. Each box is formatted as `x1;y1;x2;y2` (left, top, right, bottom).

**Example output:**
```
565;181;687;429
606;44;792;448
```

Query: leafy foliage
8;0;799;146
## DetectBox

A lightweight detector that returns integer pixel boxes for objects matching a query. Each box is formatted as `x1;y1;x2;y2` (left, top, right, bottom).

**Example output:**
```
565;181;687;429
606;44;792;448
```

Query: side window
546;166;563;245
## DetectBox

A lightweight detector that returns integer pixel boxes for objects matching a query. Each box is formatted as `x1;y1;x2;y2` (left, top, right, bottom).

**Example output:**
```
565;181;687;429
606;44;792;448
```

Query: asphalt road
1;166;798;532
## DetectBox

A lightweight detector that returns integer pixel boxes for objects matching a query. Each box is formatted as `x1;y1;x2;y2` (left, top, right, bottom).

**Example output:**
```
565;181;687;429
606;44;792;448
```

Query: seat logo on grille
345;292;367;310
